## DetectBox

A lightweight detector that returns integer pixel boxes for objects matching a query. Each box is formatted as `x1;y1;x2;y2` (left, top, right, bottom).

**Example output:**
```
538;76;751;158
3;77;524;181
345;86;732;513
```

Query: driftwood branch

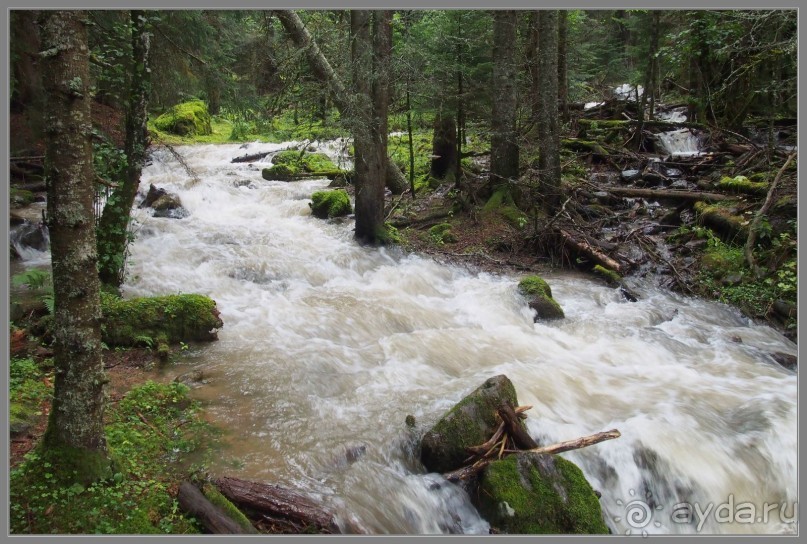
557;228;624;274
498;404;539;450
745;152;796;277
507;429;622;456
444;428;621;483
178;482;253;534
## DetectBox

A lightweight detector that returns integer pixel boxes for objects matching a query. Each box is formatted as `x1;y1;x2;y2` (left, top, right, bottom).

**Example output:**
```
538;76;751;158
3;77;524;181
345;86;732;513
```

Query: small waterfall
10;215;50;266
655;108;703;158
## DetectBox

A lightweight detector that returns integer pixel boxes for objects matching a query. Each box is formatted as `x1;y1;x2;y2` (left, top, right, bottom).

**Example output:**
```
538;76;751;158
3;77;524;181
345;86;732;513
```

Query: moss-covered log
717;175;769;196
694;201;749;244
100;293;223;348
561;138;609;157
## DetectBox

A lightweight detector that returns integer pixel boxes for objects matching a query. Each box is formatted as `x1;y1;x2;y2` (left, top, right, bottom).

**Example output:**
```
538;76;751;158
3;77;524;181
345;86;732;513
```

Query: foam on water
38;141;794;535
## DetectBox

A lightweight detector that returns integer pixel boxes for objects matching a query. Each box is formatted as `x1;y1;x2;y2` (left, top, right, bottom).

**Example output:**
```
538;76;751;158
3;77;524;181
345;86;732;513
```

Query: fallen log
557;228;624;274
231;151;271;163
178;482;252;534
600;186;730;202
214;476;340;534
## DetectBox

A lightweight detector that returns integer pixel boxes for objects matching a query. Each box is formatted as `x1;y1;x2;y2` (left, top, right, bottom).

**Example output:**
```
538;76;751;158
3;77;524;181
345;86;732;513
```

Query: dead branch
745;152;797;277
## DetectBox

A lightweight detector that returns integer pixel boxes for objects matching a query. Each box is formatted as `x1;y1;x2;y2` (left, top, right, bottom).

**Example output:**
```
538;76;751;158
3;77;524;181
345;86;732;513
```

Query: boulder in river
420;375;521;474
141;184;187;218
477;452;609;534
309;190;352;219
518;276;565;321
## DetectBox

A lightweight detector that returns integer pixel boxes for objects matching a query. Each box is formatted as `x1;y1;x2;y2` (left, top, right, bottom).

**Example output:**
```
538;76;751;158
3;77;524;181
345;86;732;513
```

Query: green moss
10;188;35;207
11;381;214;534
518;276;564;320
262;164;296;181
717;175;769;196
378;223;402;245
420;375;520;473
483;187;528;228
310;190;352;219
428;223;457;244
694;201;748;244
100;292;223;348
561;139;609;156
153;100;212;137
593;265;622;285
272;150;337;172
518;276;552;298
478;453;608;534
202;484;257;533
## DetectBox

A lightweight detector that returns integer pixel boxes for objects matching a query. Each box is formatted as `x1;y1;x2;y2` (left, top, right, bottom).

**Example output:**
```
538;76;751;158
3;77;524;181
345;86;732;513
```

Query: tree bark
39;10;112;483
537;10;561;213
273;9;405;195
214;476;340;533
97;10;152;287
351;10;389;244
557;10;569;123
490;10;519;185
430;112;457;179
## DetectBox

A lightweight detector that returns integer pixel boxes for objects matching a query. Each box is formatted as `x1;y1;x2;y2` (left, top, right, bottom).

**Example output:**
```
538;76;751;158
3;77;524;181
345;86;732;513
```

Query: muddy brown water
12;141;797;534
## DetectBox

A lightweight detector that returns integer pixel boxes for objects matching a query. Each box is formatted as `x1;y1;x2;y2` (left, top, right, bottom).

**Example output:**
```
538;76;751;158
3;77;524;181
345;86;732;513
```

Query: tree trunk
454;11;465;184
351;10;389;244
490;10;519;185
273;9;405;195
38;10;112;484
537;10;561;213
557;10;569;123
97;10;152;287
527;12;540;124
430;112;457;180
10;10;44;115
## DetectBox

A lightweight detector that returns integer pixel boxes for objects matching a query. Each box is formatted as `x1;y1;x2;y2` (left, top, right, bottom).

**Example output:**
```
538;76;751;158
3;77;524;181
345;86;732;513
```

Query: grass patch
10;381;218;534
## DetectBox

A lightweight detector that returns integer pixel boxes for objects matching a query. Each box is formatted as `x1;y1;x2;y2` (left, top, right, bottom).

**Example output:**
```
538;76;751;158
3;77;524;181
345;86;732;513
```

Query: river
12;140;798;535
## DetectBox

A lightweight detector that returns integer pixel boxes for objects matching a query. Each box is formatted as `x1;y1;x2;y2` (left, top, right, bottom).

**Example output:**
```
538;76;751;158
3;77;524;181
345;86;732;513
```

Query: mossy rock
592;265;622;286
694;201;748;244
10;188;35;208
309;190;352;219
153;100;212;136
428;223;457;244
717;176;769;196
477;452;609;534
271;150;337;173
518;276;564;321
420;375;523;474
100;292;223;348
262;164;296;181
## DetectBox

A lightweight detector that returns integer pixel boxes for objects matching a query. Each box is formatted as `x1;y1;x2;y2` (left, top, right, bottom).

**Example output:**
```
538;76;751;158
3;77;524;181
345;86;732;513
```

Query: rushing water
13;141;797;534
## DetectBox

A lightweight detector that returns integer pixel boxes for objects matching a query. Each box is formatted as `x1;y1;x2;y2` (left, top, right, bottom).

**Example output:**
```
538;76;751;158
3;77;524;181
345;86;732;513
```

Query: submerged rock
477;452;609;534
420;375;520;474
518;276;564;321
